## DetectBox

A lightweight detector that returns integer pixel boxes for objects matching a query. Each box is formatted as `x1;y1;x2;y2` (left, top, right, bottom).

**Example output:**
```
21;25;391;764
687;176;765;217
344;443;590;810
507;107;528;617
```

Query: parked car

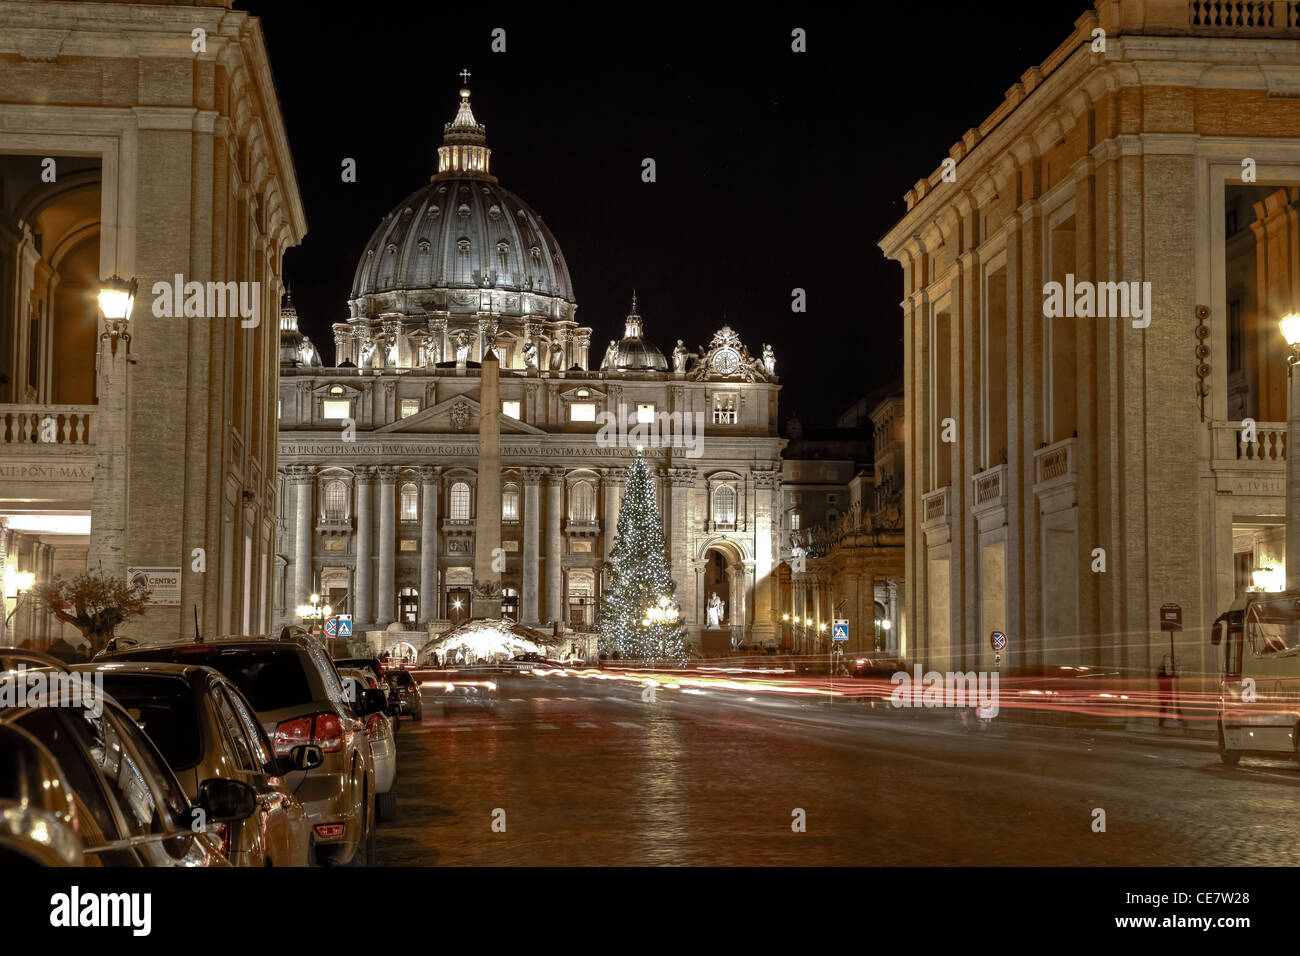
70;661;316;866
99;633;381;866
385;667;424;722
338;667;397;822
0;723;84;866
1;649;237;867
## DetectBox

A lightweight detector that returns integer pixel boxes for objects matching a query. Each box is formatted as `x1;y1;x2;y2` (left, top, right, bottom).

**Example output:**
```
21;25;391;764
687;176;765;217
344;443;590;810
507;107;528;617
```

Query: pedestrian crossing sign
832;619;849;642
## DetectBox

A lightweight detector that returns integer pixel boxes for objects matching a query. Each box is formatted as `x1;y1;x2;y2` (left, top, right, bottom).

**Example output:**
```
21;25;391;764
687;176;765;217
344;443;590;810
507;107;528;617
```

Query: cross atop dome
460;67;471;85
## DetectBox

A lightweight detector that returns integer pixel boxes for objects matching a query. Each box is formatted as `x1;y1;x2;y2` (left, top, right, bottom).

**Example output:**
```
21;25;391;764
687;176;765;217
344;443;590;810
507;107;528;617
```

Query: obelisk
472;339;503;617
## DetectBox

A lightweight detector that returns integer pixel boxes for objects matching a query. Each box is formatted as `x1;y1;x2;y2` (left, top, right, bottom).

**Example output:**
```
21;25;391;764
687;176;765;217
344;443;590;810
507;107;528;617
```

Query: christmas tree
599;451;687;662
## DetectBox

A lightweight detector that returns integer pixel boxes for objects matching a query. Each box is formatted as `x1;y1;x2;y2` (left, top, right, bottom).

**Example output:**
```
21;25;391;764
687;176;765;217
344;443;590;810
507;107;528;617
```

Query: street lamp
1281;312;1300;591
296;593;331;630
3;569;36;633
98;275;137;356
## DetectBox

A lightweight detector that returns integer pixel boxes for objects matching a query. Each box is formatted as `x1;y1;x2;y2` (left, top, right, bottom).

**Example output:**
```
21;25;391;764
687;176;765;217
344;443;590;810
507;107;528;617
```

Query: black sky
242;1;1084;425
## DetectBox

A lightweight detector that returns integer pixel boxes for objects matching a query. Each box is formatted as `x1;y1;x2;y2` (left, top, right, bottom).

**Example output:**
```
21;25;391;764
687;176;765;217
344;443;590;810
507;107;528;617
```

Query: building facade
0;0;304;645
879;0;1300;677
277;84;784;654
776;393;905;654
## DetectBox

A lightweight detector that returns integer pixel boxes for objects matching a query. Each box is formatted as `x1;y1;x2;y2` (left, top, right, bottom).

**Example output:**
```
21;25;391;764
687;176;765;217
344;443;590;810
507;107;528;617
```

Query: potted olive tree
35;571;150;656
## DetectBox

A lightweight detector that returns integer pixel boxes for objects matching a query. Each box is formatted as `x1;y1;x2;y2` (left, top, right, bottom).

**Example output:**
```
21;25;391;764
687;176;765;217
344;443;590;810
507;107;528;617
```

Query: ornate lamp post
1281;312;1300;590
296;593;332;632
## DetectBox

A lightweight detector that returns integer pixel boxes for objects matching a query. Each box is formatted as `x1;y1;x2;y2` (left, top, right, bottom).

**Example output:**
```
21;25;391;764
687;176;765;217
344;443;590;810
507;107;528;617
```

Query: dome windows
457;203;471;218
488;204;502;221
457;237;471;253
497;240;510;255
417;238;431;254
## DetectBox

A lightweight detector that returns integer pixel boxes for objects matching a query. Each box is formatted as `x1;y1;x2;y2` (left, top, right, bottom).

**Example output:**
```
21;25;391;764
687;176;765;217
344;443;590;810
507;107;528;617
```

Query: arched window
570;480;595;523
400;483;418;522
502;483;520;521
450;481;471;520
323;479;348;521
714;485;737;528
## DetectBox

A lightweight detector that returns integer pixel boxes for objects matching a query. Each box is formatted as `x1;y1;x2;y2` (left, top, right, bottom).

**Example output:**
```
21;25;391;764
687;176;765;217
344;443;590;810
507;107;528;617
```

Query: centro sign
127;567;181;607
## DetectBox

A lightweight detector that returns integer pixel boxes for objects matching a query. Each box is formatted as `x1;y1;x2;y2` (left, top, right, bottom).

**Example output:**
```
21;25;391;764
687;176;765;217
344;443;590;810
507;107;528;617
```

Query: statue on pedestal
706;591;725;629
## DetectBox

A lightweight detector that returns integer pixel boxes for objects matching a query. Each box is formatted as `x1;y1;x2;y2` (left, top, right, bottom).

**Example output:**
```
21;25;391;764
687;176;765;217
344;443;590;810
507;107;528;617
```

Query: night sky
243;1;1082;425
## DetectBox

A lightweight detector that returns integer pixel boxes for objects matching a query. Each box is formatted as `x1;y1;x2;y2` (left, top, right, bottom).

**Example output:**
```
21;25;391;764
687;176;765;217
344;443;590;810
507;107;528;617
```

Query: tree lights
598;450;687;662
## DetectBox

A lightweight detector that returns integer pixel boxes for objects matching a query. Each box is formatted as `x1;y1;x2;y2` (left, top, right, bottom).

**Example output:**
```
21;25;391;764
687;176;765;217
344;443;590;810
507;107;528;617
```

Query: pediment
377;394;545;435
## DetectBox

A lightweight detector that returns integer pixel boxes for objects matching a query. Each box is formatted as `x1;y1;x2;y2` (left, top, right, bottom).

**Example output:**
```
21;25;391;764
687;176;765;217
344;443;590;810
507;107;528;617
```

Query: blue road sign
337;615;353;638
324;617;339;637
832;619;849;642
991;630;1007;651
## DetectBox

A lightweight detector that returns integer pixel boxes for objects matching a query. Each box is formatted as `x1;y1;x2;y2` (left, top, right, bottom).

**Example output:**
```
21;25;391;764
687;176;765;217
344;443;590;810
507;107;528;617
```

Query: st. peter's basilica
276;81;783;656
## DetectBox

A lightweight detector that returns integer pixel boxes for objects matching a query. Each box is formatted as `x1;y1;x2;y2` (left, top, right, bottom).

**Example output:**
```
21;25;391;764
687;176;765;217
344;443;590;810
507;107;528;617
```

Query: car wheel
1218;721;1241;766
377;789;398;823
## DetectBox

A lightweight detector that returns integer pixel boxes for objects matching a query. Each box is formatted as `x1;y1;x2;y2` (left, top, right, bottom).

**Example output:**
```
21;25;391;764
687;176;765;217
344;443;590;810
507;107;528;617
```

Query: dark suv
384;668;423;722
99;633;382;866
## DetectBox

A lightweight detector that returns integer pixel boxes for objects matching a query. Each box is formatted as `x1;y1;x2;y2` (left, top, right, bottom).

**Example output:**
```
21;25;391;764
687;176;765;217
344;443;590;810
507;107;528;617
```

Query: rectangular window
570;402;596;422
278;399;282;419
637;403;655;423
712;393;738;424
400;399;420;418
502;400;521;419
322;400;350;419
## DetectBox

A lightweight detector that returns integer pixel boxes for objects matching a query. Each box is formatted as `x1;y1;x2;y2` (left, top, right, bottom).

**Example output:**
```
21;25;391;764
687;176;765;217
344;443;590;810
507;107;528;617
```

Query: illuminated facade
879;0;1300;677
277;84;784;654
0;0;304;646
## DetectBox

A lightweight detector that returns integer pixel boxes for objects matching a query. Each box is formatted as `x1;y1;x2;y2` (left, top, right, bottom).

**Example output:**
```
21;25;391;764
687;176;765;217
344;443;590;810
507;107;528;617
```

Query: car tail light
365;713;389;737
314;823;345;839
313;712;346;752
273;712;349;755
216;822;231;859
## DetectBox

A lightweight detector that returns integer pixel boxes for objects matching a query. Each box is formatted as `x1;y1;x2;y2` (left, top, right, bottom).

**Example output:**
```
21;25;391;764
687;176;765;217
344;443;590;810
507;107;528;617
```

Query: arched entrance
699;539;748;654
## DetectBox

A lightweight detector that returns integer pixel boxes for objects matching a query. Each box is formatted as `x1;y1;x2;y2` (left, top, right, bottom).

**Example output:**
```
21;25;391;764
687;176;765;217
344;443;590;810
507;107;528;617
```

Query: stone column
667;468;694;588
601;466;625;561
419;465;440;625
546;468;565;625
291;466;315;611
354;467;374;626
522;467;544;625
376;465;397;627
752;468;779;643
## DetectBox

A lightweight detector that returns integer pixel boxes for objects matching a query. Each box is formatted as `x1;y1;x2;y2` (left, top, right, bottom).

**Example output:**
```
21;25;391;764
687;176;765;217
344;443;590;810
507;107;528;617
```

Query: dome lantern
435;71;494;182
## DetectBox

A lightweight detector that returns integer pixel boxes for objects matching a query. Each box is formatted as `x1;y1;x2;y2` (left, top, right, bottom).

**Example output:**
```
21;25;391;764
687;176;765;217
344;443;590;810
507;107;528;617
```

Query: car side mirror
197;777;258;824
275;744;324;775
359;688;388;716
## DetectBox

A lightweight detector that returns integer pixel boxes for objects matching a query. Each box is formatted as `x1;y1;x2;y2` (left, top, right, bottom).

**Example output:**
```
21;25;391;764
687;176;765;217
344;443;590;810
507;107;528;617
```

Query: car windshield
97;673;201;770
390;670;414;687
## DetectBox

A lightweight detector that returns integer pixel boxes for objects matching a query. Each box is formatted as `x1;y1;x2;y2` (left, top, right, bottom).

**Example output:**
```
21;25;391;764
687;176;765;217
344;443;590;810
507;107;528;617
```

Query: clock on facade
713;347;740;374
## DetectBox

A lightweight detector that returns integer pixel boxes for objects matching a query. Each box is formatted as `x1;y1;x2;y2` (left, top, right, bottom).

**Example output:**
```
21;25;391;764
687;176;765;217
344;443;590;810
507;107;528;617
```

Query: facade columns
375;466;397;627
419;465;440;624
354;467;374;626
291;466;315;611
601;466;625;561
522;467;545;625
752;469;779;643
546;468;565;625
668;468;694;615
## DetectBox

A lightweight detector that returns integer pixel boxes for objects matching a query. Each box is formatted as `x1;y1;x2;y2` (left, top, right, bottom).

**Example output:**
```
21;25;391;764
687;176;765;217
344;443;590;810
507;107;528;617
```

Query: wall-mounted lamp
98;275;137;356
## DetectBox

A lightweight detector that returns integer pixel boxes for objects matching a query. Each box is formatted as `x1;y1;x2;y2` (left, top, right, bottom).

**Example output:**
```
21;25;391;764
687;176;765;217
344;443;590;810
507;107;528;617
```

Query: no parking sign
990;631;1007;651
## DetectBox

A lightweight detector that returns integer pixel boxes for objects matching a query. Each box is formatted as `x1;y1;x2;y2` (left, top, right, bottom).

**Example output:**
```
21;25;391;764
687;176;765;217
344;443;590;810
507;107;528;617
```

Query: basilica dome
349;85;575;307
601;293;669;372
